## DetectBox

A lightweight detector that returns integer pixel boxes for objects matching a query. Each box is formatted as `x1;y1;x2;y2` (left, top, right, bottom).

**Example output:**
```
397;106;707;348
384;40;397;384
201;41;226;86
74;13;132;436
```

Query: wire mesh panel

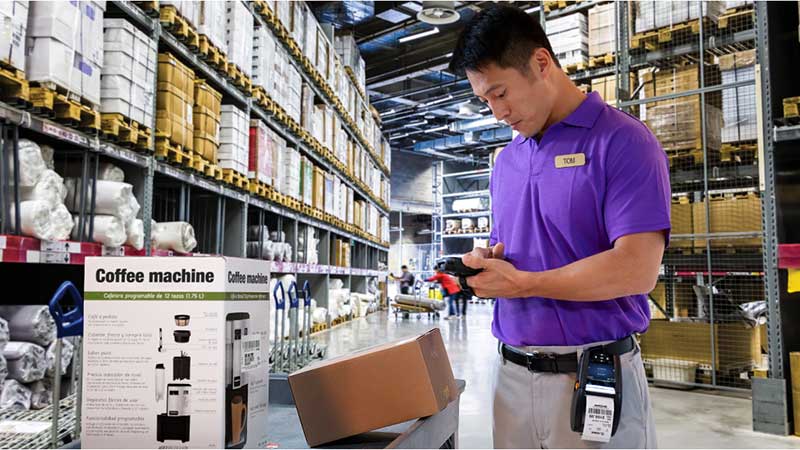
621;0;760;389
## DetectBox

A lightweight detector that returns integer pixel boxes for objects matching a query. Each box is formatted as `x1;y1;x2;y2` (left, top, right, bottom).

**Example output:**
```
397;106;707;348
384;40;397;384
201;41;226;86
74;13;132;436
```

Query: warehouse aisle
311;305;800;449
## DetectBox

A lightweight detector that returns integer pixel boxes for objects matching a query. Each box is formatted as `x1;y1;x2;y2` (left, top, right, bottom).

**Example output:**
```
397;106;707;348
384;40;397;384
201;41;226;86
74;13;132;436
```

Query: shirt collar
559;91;605;129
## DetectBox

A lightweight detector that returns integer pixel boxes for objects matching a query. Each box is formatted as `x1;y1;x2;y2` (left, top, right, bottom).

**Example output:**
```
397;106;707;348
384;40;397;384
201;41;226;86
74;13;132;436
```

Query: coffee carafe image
226;313;250;448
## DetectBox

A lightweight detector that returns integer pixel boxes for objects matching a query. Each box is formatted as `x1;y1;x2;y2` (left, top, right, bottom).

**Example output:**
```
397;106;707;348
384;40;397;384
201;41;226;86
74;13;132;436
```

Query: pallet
344;66;366;100
160;5;199;50
221;169;249;190
666;148;721;168
155;137;193;166
718;6;755;31
29;82;100;132
252;86;273;111
720;142;757;164
101;113;152;151
189;154;222;180
543;0;582;13
631;18;716;51
588;53;615;69
775;116;800;127
197;35;228;72
282;196;302;212
0;62;30;107
564;62;587;74
225;62;253;95
248;179;271;198
310;208;324;221
310;322;328;334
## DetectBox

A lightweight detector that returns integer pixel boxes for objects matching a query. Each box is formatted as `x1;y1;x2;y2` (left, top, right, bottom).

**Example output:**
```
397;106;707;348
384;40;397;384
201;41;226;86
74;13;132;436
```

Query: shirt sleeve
603;126;672;246
489;169;499;247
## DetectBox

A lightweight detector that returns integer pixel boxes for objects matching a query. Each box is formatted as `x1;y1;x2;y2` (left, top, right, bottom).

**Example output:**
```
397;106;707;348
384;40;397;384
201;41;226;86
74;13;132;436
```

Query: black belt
499;335;636;374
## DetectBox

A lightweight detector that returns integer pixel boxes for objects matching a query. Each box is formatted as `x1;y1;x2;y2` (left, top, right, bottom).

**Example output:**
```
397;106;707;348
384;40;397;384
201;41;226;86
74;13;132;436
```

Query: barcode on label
244;353;254;366
243;340;260;351
588;407;611;417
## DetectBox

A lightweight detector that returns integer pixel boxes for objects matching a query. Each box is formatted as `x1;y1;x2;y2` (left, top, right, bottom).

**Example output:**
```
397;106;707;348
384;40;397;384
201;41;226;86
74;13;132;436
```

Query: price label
241;335;262;371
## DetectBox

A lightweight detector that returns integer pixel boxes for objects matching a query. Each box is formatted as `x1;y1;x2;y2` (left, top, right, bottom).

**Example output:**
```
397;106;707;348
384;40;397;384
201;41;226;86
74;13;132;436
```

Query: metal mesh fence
621;0;762;389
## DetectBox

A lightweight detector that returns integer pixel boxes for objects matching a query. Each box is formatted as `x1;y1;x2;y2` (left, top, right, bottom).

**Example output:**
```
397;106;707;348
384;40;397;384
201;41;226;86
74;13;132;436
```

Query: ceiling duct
417;1;460;25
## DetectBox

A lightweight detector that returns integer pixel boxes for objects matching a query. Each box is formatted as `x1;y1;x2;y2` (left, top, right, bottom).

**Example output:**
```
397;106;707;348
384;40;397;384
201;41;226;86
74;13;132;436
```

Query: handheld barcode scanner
570;346;623;437
434;257;483;297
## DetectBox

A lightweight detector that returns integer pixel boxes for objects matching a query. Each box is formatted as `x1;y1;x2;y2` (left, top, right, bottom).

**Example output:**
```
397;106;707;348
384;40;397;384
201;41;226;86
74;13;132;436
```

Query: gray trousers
492;341;657;449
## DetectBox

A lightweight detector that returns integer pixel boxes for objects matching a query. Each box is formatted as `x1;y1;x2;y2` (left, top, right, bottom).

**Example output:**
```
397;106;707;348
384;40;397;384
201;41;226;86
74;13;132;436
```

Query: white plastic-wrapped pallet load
3;342;46;383
0;379;31;410
11;201;53;240
125;218;145;250
151;222;197;253
97;162;125;182
0;306;55;347
48;204;75;241
18;140;47;187
72;214;127;247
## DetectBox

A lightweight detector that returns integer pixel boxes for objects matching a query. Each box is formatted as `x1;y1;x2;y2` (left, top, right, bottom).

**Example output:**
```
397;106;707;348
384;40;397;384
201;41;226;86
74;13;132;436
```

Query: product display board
81;257;271;449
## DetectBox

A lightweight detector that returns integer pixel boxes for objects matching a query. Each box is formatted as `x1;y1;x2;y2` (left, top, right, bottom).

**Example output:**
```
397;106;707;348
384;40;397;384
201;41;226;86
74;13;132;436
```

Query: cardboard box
0;1;29;72
289;328;458;447
791;352;800;436
640;320;761;370
692;192;762;248
670;196;693;248
643;95;722;152
197;1;226;52
312;167;324;211
82;257;271;448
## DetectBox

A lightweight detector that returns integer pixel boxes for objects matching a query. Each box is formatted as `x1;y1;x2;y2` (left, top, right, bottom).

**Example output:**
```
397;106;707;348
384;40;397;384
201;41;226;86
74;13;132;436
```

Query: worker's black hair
449;4;560;77
401;265;408;270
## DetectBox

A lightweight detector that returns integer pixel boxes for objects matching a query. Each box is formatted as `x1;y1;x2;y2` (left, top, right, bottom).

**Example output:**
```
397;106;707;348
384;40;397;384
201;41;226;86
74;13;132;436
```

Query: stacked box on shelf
275;0;291;34
219;104;249;174
225;0;253;77
193;79;222;163
301;156;313;206
252;24;276;95
161;1;198;28
249;120;273;185
281;146;301;200
339;185;348;222
197;1;226;53
301;83;315;136
102;18;157;127
692;193;762;248
588;3;615;57
289;2;307;54
334;32;366;94
27;1;105;105
271;128;286;189
347;188;354;225
638;64;722;153
157;53;195;149
726;0;754;9
590;74;635;104
332;176;341;220
0;1;29;71
323;172;334;215
633;1;725;34
302;5;318;70
546;13;587;67
719;49;757;143
312;166;324;211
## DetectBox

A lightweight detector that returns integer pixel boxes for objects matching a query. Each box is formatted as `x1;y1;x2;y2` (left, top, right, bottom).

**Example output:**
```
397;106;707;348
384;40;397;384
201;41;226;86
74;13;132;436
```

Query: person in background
426;269;462;319
457;290;469;318
390;265;415;294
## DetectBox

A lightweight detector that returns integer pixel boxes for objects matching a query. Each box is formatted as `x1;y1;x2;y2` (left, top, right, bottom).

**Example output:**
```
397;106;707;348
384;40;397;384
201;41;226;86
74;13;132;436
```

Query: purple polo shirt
489;91;671;346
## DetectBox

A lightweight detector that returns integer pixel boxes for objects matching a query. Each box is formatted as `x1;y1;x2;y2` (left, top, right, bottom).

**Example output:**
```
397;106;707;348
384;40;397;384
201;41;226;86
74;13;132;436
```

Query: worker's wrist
512;269;538;298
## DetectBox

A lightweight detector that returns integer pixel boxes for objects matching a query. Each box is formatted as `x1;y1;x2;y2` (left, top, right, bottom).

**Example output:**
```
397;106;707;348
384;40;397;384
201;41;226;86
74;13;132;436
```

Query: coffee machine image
157;383;191;442
226;312;250;449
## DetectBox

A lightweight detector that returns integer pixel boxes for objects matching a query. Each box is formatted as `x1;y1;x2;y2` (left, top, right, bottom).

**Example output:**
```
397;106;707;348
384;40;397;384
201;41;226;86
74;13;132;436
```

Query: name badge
555;153;586;168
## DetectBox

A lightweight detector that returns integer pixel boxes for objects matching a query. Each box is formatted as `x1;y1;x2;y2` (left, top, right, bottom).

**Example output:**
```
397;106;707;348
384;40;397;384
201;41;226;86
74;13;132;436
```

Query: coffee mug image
231;395;247;444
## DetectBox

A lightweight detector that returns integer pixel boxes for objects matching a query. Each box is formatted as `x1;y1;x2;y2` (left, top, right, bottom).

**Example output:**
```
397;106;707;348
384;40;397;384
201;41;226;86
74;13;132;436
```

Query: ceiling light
425;125;449;133
417;1;460;25
380;109;396;116
444;52;453;58
524;5;540;14
390;133;409;140
398;27;440;43
423;94;453;107
479;107;490;113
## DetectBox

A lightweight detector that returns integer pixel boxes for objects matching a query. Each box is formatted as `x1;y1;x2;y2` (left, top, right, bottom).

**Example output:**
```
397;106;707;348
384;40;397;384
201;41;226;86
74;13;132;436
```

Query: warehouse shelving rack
0;2;390;325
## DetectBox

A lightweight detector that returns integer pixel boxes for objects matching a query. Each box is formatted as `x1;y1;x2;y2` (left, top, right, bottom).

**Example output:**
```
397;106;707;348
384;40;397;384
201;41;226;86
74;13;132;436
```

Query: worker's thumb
492;242;505;259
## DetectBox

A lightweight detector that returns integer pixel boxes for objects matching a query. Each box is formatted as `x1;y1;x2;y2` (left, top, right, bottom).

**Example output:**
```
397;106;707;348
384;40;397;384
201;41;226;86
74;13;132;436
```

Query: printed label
581;395;614;443
241;335;262;371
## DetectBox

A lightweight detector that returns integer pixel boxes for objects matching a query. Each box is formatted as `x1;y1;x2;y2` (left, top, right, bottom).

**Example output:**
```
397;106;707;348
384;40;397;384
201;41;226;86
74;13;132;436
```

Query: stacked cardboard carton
719;49;757;143
271;45;302;123
0;1;29;72
196;1;226;53
546;13;588;67
225;0;253;77
638;64;722;152
300;156;313;206
161;1;198;28
670;196;694;248
332;238;350;267
157;53;195;150
312;166;324;211
249;120;273;185
271;128;286;190
281;146;301;200
591;74;635;104
323;172;334;215
219;105;249;174
101;18;157;127
193;79;222;163
693;192;762;248
252;25;276;95
334;32;366;95
633;1;724;34
588;3;615;57
27;1;105;105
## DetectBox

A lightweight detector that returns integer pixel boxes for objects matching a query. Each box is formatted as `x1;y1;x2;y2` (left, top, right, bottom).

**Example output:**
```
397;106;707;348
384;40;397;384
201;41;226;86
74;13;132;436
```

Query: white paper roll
64;179;140;222
20;170;67;208
98;162;125;182
48;204;74;241
125;218;145;250
10;201;52;240
18;140;46;187
151;222;197;253
73;215;127;247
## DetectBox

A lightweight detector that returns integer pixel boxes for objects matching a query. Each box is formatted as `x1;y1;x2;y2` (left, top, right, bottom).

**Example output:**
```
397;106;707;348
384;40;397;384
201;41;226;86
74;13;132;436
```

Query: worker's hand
464;255;526;299
462;243;505;269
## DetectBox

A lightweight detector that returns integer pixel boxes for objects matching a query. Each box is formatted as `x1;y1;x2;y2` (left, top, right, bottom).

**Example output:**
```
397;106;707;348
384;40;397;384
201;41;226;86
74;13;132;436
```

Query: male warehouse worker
450;5;670;448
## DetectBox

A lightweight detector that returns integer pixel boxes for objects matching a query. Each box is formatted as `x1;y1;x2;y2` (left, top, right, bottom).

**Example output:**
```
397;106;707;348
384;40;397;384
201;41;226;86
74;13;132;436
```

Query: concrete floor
311;303;800;448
